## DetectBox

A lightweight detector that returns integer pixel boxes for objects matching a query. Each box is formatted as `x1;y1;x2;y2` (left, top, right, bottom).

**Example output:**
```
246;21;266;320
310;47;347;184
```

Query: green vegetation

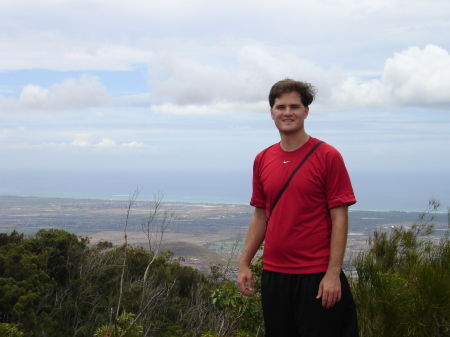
210;254;264;337
0;199;448;336
0;323;24;336
94;312;143;337
0;228;224;336
206;199;450;337
354;199;450;336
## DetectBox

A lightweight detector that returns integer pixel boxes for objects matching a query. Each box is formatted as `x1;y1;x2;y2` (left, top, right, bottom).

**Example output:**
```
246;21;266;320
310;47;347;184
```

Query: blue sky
1;0;449;211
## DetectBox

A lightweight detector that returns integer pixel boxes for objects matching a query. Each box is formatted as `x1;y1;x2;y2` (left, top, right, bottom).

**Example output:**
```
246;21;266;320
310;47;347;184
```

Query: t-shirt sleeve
250;155;266;209
325;148;357;209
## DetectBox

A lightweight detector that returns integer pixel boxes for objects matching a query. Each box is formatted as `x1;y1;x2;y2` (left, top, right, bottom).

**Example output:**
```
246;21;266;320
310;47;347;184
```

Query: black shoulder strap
266;141;324;225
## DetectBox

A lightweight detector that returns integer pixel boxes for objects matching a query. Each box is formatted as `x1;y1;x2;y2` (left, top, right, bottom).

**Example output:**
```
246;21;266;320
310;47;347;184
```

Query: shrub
354;199;450;337
94;312;143;337
209;252;264;336
0;323;24;336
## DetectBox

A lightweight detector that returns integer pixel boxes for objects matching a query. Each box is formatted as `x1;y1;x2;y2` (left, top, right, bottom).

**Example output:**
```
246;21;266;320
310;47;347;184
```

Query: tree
0;231;57;333
0;323;24;336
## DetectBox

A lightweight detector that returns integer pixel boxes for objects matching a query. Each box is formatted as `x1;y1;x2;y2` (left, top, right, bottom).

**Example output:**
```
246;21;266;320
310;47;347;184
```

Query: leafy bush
209;252;264;336
0;229;220;336
0;323;24;336
94;312;143;337
354;199;450;337
2;199;449;336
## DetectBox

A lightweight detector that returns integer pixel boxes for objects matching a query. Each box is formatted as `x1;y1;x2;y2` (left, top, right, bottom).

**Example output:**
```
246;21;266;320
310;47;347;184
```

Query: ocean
0;169;448;212
0;169;252;204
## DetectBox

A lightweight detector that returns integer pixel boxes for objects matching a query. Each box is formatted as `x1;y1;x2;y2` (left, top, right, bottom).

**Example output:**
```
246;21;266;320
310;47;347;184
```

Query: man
237;79;359;337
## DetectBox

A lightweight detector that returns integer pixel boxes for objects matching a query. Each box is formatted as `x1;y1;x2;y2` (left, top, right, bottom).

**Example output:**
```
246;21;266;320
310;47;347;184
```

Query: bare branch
141;192;176;285
116;188;141;318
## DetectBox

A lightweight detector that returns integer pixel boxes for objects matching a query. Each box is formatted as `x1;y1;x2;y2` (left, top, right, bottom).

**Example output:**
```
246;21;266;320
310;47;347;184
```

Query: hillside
161;241;220;259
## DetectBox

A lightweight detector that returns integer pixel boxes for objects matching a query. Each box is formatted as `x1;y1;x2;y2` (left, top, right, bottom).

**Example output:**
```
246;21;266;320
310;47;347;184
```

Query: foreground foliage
354;199;450;337
208;200;450;337
209;254;264;336
1;199;448;336
94;312;143;337
0;229;223;336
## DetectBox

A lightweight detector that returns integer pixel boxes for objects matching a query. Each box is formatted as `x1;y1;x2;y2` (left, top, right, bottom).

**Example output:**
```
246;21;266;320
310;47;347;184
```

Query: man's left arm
316;205;349;308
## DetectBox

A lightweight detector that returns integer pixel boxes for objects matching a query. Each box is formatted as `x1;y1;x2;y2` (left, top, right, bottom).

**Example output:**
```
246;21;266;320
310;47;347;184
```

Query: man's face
270;91;309;135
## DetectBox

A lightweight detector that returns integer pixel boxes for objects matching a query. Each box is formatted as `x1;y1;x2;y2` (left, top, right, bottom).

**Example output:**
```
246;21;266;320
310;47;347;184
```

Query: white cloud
148;44;450;115
71;136;144;148
5;44;446;115
150;100;267;115
149;45;330;107
0;33;152;71
331;77;386;109
71;136;91;147
0;126;26;139
122;141;145;148
332;45;450;110
1;0;449;74
1;0;449;117
96;138;117;147
0;74;110;111
383;45;450;105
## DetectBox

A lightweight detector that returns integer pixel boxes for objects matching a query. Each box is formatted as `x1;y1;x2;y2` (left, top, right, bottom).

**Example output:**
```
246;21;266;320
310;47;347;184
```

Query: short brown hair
269;79;317;108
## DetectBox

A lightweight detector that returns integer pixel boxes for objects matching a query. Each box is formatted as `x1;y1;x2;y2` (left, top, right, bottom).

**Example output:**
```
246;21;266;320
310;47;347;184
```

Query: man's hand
317;205;348;308
237;207;266;297
316;271;342;308
237;265;254;297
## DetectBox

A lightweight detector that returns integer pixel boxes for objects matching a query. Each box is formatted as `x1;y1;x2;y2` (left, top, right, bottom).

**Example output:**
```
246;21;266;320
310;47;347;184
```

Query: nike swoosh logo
283;161;290;163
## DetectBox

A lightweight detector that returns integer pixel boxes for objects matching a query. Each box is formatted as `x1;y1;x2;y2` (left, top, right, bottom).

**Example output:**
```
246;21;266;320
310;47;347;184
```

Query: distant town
0;195;448;277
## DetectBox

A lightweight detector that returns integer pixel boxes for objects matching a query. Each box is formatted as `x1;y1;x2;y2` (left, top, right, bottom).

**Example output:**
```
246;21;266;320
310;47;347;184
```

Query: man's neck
279;131;309;152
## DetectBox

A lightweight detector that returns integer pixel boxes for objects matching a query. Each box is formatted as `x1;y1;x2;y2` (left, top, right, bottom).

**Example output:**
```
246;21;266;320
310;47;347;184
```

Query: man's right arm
237;207;266;297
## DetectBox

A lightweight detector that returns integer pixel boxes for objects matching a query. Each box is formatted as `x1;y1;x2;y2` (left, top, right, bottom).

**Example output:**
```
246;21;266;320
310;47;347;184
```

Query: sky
0;0;449;211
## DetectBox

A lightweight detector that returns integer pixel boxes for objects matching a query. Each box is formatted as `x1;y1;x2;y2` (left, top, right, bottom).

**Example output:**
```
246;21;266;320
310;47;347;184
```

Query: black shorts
261;270;359;337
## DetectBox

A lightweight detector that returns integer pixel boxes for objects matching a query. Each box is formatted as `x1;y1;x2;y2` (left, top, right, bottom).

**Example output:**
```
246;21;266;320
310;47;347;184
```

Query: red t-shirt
250;137;356;274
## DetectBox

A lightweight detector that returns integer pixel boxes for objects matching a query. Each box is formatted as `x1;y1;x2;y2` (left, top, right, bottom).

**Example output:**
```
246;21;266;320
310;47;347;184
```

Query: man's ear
304;107;309;118
270;108;274;120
